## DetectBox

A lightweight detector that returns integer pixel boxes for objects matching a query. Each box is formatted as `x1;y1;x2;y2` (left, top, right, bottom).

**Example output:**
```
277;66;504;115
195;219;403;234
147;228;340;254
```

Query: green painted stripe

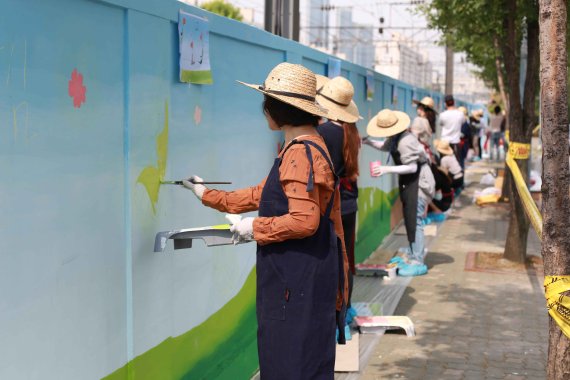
102;267;258;380
355;187;399;264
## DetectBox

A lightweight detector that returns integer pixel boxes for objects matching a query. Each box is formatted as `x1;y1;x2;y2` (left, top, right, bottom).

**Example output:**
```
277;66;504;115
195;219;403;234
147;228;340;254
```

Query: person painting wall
362;109;435;277
182;63;348;379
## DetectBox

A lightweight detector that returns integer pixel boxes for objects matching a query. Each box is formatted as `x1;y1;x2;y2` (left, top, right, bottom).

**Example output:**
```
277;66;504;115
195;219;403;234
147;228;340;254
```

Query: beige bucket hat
434;139;454;156
237;62;328;118
367;109;411;138
471;109;484;121
315;75;362;123
412;96;437;113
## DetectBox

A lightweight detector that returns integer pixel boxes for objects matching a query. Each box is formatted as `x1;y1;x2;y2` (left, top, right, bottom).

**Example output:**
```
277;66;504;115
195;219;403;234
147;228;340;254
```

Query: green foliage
201;0;243;21
418;0;506;91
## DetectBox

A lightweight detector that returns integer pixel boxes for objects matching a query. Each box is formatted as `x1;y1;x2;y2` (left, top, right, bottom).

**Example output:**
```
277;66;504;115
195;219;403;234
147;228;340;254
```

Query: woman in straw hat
434;139;464;194
315;75;362;336
362;109;435;277
411;97;437;143
183;62;348;379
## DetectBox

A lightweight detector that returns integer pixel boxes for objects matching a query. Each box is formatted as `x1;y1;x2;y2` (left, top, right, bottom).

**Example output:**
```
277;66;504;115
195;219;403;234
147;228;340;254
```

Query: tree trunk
494;34;510;122
538;0;570;378
501;0;530;263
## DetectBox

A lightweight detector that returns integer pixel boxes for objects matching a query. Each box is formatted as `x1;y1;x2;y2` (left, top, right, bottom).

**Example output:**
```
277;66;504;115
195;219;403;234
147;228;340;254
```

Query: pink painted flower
68;69;86;108
182;18;186;25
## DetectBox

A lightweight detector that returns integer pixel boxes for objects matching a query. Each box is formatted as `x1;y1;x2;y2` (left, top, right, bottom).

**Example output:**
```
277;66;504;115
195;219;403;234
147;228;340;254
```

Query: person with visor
183;62;349;380
362;109;435;276
314;75;362;338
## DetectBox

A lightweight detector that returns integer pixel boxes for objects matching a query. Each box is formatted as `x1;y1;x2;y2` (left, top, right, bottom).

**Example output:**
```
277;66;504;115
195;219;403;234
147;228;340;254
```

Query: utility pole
264;0;300;41
445;45;454;95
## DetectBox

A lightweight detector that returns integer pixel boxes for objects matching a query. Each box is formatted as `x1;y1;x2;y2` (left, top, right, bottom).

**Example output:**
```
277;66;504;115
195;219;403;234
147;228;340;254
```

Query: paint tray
355;263;397;279
354;316;415;337
154;224;241;252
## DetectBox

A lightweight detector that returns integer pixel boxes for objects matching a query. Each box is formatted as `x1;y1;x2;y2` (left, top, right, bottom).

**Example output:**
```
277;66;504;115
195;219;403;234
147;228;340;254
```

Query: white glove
182;175;207;200
372;165;390;177
229;217;255;244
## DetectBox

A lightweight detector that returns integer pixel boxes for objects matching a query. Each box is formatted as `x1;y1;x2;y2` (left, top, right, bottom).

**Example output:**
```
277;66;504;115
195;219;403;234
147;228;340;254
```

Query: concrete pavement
358;162;547;380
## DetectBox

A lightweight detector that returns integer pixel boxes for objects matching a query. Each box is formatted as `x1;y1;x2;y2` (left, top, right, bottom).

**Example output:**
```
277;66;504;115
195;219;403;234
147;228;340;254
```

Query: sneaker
398;263;428;277
344;324;352;341
389;256;408;268
346;306;358;325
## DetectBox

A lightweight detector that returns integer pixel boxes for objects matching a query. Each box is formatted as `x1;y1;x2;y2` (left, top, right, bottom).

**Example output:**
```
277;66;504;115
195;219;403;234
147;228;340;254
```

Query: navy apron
390;131;422;244
256;139;346;380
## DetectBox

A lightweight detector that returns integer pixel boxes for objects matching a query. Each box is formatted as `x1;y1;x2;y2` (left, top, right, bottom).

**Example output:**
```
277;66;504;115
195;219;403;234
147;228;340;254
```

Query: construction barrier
504;153;542;239
506;143;570;339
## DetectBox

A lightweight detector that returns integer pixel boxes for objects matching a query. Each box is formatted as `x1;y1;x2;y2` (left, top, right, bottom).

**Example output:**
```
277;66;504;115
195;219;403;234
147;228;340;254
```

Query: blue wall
0;1;472;378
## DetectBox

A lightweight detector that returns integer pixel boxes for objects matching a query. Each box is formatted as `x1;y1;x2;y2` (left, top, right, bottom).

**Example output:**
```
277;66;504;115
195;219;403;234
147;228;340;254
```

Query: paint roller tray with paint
154;224;249;252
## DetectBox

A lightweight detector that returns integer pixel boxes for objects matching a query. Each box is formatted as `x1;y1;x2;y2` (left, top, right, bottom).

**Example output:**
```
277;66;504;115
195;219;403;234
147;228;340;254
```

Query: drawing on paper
179;11;213;84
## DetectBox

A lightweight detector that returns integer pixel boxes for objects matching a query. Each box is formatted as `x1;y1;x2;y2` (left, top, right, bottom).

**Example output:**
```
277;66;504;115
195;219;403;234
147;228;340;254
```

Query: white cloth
441;154;463;179
439;109;465;144
410;117;432;145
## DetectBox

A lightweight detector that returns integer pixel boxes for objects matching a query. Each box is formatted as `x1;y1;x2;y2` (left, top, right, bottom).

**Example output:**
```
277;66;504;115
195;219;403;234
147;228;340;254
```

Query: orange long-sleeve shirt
202;135;349;308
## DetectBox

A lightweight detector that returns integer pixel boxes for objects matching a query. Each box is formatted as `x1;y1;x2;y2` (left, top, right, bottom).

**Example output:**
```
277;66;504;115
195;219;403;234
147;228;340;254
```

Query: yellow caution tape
508;142;531;159
505;155;543;240
544;276;570;339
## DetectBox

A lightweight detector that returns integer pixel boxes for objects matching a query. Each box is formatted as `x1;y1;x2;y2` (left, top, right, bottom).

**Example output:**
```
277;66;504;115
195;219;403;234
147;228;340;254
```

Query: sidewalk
356;161;548;380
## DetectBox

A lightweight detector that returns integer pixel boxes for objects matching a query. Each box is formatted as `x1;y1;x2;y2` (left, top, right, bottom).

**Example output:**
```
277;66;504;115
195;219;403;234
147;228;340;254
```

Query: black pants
341;212;356;307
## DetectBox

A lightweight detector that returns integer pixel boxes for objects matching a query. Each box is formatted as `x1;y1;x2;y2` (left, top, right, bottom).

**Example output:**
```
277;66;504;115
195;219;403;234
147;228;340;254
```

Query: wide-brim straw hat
435;139;454;156
315;75;362;123
237;62;328;118
412;96;438;113
471;109;483;121
367;109;411;138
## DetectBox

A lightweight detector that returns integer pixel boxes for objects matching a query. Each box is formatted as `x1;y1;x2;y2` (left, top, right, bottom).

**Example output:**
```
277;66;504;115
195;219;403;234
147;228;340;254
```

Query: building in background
335;8;374;68
374;33;433;89
300;0;330;49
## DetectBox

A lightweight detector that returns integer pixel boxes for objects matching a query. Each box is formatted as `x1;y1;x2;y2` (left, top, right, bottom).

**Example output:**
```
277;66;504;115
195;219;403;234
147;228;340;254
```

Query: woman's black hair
262;95;320;127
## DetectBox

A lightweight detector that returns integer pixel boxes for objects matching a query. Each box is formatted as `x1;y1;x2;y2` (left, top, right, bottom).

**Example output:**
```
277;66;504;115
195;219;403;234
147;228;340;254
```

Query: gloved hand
372;165;390;177
229;217;255;244
182;175;207;200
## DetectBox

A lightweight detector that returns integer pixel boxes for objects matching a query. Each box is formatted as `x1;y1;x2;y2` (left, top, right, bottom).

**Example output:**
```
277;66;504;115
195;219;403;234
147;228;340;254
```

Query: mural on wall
136;102;169;214
366;70;375;102
179;11;212;84
1;1;474;379
68;68;86;108
103;268;258;380
355;187;399;264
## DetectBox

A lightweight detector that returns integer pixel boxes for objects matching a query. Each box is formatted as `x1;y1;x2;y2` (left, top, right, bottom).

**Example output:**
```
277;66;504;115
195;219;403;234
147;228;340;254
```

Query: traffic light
378;17;384;34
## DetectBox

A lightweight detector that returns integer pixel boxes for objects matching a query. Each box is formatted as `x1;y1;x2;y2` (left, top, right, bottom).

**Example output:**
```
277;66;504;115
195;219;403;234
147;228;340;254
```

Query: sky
190;0;490;103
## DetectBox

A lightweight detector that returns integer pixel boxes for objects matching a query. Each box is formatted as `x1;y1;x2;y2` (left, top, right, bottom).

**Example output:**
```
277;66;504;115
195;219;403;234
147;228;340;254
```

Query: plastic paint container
369;160;382;177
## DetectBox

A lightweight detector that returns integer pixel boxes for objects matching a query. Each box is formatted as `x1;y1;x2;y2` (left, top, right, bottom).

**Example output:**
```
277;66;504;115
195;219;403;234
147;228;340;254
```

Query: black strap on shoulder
301;140;339;218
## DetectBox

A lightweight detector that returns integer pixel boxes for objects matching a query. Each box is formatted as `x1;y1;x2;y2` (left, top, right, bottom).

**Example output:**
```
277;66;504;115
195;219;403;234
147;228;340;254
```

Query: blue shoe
346;306;358;325
344;324;352;341
398;263;428;277
389;256;406;265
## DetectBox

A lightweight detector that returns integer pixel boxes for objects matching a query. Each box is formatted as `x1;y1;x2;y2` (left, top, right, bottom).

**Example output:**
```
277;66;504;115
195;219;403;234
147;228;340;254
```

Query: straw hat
237;62;328;118
315;75;362;123
458;106;468;116
435;139;454;156
412;96;437;113
471;109;483;121
367;109;411;138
